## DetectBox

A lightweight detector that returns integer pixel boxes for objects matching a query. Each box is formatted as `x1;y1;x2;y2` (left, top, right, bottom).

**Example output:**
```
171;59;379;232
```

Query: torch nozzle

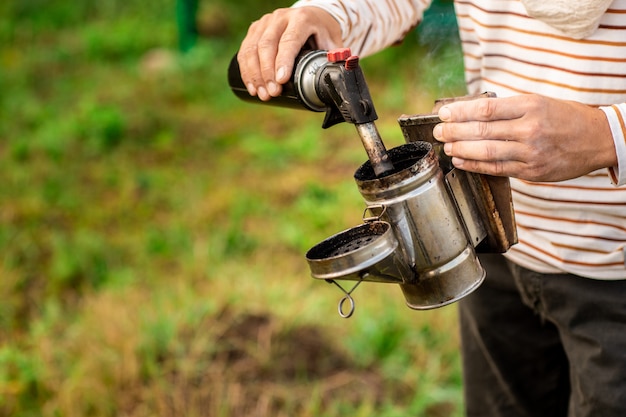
355;123;395;177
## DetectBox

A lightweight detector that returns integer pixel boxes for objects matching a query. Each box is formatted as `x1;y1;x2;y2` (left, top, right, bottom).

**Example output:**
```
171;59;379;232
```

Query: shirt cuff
599;104;626;186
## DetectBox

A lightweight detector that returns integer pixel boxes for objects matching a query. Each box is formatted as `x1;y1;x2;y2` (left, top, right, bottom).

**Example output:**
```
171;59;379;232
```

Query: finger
438;97;525;123
443;139;523;163
238;21;266;96
434;119;519;143
450;157;517;177
274;26;311;85
257;29;284;98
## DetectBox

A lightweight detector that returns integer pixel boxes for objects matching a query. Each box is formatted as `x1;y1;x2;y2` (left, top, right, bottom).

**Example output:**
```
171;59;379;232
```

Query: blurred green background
0;0;467;416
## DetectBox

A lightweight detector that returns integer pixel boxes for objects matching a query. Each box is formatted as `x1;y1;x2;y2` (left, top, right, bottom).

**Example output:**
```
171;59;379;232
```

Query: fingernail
444;143;452;155
267;81;279;96
276;66;287;82
246;83;257;96
257;86;268;100
433;124;442;139
439;106;451;121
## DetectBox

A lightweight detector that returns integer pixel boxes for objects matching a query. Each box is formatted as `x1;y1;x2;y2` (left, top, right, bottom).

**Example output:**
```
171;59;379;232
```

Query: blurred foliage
0;0;466;416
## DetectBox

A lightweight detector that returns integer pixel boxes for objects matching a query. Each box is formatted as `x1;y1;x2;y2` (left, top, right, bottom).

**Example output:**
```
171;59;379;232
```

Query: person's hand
433;94;617;182
237;7;343;101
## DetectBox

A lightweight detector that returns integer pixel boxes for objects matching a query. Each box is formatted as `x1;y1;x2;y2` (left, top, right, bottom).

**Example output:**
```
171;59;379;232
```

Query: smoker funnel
306;221;411;284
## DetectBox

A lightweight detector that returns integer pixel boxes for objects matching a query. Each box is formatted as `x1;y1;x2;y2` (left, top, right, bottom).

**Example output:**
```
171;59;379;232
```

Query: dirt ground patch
136;308;400;417
208;309;393;416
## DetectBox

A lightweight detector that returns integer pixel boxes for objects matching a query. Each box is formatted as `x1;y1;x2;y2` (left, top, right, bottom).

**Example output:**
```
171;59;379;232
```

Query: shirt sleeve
599;104;626;186
291;0;431;57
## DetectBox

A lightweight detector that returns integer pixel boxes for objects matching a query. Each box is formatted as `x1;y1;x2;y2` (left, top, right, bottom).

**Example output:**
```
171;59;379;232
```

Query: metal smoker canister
354;141;485;309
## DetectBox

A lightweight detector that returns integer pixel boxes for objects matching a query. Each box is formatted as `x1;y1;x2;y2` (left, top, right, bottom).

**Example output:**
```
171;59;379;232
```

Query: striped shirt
293;0;626;279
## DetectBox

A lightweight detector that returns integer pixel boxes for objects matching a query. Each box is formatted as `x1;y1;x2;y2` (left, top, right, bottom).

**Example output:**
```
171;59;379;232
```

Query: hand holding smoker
228;48;517;317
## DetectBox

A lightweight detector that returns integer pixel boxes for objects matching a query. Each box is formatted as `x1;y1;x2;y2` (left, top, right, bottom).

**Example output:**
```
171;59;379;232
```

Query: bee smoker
228;48;517;317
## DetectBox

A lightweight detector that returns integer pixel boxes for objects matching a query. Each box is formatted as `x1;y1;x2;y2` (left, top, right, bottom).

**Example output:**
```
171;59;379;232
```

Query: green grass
0;1;467;416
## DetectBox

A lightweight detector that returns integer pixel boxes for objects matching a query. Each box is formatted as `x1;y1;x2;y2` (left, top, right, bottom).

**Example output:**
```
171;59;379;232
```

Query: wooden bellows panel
397;93;517;253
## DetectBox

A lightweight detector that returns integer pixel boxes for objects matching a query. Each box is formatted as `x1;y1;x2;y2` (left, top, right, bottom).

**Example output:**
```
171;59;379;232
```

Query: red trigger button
345;55;359;70
327;48;352;62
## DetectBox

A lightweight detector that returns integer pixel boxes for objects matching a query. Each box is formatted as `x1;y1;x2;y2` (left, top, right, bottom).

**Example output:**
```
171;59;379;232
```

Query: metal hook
327;278;364;318
362;204;386;223
338;294;355;318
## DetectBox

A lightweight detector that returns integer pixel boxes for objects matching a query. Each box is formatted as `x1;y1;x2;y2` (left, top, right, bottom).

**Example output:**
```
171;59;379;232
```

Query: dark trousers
459;254;626;417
